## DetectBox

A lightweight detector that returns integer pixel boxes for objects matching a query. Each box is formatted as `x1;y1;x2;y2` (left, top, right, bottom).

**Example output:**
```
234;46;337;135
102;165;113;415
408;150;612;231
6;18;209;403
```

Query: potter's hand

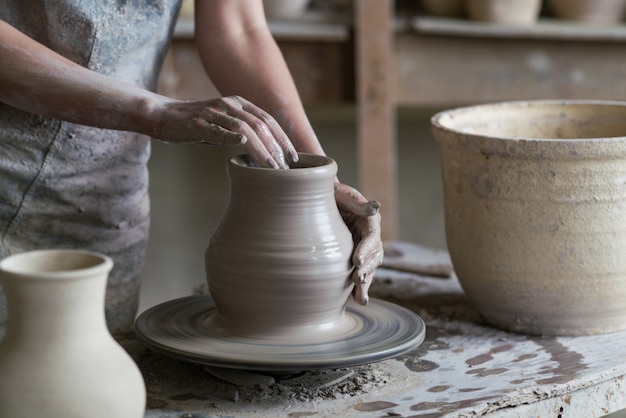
335;182;383;305
153;96;298;169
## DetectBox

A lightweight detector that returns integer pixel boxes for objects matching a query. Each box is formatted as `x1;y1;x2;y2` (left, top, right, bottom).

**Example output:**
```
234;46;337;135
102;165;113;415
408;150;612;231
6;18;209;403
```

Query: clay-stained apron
0;0;182;334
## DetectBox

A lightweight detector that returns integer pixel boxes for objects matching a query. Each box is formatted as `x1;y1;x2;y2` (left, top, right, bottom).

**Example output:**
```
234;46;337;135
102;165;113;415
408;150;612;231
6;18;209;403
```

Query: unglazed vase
431;100;626;336
205;153;354;341
0;249;146;418
548;0;626;23
465;0;542;25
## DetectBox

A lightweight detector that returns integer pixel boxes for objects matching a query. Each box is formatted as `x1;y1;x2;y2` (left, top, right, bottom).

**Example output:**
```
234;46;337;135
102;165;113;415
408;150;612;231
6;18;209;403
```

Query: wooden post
355;0;397;241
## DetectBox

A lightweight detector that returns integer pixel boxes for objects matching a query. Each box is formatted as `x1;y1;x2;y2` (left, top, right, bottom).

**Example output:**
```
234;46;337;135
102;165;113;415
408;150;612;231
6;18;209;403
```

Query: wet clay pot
0;249;145;417
432;100;626;336
205;153;354;341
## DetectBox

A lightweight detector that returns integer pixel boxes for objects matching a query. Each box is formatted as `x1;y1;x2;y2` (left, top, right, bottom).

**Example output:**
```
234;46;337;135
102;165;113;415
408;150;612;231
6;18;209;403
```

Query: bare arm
194;0;324;155
0;18;295;168
0;19;165;134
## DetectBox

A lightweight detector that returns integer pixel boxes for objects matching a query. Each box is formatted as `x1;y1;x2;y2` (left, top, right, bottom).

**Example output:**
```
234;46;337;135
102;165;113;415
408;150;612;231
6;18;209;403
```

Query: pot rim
431;99;626;143
0;249;113;280
229;152;337;176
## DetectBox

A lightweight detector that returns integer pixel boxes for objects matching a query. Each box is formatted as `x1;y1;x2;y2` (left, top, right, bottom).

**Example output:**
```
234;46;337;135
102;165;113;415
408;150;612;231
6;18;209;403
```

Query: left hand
335;182;384;305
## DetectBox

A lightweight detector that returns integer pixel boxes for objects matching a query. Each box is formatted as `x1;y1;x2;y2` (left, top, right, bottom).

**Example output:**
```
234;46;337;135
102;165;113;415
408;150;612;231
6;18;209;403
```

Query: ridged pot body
205;154;354;338
432;100;626;336
0;249;146;418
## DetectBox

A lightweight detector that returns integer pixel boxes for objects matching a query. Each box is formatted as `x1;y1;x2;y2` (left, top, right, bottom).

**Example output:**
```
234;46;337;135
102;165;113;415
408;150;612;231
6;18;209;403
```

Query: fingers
237;98;299;166
351;240;382;306
195;108;288;168
214;97;291;168
191;118;247;146
353;234;384;273
352;230;383;304
156;96;298;169
353;274;372;306
335;181;384;306
335;183;381;217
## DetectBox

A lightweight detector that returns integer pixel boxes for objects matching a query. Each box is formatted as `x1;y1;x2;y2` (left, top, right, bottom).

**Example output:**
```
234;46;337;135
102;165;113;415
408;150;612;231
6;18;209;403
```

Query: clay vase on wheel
0;249;146;418
205;153;354;342
432;100;626;336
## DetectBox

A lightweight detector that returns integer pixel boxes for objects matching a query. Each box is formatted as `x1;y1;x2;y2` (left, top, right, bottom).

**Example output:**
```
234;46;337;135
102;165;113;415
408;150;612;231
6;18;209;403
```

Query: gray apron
0;0;182;336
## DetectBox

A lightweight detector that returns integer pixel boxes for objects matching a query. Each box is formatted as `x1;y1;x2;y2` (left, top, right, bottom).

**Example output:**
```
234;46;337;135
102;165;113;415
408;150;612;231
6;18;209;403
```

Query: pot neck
1;273;109;340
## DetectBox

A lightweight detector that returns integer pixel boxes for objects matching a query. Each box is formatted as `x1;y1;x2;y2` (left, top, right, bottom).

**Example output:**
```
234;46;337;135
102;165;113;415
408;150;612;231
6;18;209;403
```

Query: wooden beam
355;0;397;240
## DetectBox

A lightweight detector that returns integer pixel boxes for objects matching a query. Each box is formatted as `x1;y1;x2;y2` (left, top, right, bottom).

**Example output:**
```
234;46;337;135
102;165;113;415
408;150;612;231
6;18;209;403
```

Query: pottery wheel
135;295;425;371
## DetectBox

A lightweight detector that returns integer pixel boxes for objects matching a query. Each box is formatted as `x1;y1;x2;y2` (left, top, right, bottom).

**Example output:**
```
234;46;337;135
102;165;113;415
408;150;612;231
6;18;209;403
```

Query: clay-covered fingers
334;182;384;305
228;97;299;168
156;96;298;169
202;97;295;168
350;215;384;305
334;183;381;217
353;275;372;306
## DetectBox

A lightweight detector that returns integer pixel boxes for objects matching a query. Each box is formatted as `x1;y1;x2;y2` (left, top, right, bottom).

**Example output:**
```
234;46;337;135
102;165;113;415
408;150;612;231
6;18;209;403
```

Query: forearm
0;19;167;136
194;0;325;156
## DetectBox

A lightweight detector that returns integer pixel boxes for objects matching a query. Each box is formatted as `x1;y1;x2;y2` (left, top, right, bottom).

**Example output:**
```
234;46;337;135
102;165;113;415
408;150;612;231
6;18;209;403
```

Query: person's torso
0;0;182;251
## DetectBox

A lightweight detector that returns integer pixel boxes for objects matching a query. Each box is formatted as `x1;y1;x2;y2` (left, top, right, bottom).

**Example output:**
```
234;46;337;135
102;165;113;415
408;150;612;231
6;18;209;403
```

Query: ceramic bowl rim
431;99;626;143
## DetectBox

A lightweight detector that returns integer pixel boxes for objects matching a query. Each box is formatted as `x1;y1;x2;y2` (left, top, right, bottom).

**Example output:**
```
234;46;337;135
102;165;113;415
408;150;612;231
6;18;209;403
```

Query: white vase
0;249;146;418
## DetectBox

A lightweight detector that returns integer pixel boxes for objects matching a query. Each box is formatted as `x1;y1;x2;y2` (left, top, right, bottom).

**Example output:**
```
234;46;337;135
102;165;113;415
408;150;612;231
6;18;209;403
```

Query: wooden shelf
411;16;626;42
353;2;626;240
172;15;351;42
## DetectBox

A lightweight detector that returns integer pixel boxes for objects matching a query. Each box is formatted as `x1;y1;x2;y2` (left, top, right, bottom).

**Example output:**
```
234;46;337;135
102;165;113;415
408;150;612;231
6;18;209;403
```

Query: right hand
151;95;298;169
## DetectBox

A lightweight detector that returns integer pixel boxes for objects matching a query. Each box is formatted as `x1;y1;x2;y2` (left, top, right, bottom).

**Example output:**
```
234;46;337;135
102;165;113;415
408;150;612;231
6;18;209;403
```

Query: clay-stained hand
335;182;383;305
152;95;298;169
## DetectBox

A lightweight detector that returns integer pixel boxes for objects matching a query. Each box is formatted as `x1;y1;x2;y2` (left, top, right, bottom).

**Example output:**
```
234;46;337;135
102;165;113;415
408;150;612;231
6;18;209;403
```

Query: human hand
335;182;384;305
152;95;298;169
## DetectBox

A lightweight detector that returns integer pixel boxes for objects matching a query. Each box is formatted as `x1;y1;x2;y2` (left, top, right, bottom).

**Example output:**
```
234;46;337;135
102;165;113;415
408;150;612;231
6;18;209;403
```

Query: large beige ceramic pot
0;249;145;417
205;153;354;341
431;100;626;336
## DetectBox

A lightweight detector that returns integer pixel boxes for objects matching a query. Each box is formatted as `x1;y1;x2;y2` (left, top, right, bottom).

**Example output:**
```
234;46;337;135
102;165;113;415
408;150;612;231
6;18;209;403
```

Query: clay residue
353;400;398;412
466;344;513;366
410;396;498;415
532;338;587;384
121;337;398;417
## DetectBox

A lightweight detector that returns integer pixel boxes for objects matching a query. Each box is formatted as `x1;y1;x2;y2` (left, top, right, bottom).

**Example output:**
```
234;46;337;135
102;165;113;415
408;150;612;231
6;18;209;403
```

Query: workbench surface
132;242;626;417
